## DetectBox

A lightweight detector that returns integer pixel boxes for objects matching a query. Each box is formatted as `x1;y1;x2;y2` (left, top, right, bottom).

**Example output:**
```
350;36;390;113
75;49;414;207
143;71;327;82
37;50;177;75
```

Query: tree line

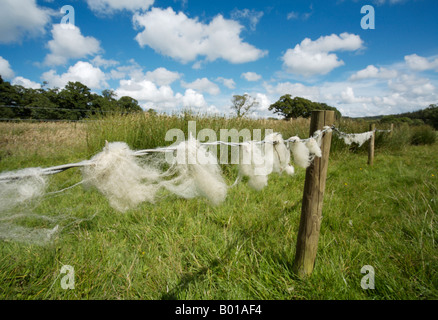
0;75;142;121
379;104;438;129
2;73;435;127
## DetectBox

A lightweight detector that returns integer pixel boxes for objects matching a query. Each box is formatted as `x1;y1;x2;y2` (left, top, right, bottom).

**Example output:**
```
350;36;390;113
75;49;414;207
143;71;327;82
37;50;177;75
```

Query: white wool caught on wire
0;168;47;213
82;141;163;212
0;125;374;214
339;131;373;147
305;138;322;158
161;135;228;205
287;136;312;168
264;133;295;175
0;124;388;245
235;133;295;191
237;141;270;191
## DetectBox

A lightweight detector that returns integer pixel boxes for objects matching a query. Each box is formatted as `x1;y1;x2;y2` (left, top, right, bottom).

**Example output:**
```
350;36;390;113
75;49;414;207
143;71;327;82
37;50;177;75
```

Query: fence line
0;113;393;260
0;124;390;183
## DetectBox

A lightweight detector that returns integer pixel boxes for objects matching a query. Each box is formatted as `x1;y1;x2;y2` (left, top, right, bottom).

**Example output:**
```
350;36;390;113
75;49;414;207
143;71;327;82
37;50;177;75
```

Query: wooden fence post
368;123;375;166
293;110;335;277
389;123;394;138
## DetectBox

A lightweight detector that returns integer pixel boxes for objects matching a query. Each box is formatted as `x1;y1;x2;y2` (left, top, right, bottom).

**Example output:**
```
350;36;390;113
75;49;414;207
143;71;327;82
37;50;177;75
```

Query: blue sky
0;0;437;118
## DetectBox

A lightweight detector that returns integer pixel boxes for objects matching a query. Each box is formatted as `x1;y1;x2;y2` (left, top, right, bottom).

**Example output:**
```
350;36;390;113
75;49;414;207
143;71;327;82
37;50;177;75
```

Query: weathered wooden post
367;123;376;166
293;110;335;277
389;123;394;138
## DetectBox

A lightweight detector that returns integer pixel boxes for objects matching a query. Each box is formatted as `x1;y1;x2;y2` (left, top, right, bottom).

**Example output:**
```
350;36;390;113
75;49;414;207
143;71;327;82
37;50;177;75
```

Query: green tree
231;94;259;117
0;76;143;120
269;94;341;119
57;81;93;120
117;96;142;112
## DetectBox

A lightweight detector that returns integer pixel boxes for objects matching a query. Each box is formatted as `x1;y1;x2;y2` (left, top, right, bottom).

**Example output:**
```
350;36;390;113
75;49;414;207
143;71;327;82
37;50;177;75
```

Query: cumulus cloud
254;93;271;112
133;7;267;64
115;78;176;109
144;67;181;86
108;59;143;80
85;0;154;15
241;72;262;82
12;76;41;89
405;54;438;72
282;33;364;76
44;24;102;66
0;0;53;44
349;65;398;81
115;77;210;111
0;56;14;79
41;61;108;89
216;77;236;90
91;55;119;69
340;87;373;104
181;78;220;95
176;89;208;109
388;74;436;97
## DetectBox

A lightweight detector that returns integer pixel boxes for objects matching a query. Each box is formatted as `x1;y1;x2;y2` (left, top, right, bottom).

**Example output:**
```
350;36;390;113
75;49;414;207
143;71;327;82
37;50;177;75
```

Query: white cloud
144;67;181;86
404;54;438;72
133;7;267;64
114;77;210;111
254;93;271;112
0;56;14;79
0;0;53;44
349;65;398;80
241;72;262;82
230;8;264;31
176;89;208;109
85;0;154;15
41;61;108;89
108;62;181;88
44;24;102;66
108;59;143;80
91;55;119;69
388;74;436;97
282;33;364;76
181;78;220;95
216;77;236;90
115;78;176;109
12;76;41;89
321;71;437;117
264;81;321;101
340;87;373;104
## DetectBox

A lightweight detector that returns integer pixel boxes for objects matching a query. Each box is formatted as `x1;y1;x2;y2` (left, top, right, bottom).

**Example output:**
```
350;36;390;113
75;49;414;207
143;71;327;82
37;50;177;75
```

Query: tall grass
85;112;433;159
85;111;311;156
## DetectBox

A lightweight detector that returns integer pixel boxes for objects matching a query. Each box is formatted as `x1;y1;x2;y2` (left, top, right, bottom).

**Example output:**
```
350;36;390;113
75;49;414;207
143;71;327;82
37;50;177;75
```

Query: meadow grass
0;115;437;300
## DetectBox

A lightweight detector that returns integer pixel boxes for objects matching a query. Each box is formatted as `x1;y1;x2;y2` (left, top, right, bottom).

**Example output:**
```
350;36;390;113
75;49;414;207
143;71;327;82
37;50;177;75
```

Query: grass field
0;116;437;300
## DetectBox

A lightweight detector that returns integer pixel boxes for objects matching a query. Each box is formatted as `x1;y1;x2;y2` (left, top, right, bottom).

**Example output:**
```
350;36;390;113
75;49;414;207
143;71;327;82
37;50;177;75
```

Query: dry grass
0;121;87;161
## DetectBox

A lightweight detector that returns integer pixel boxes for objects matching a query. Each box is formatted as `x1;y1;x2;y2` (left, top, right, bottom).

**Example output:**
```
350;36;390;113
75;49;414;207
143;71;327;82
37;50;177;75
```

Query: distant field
0;116;436;300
